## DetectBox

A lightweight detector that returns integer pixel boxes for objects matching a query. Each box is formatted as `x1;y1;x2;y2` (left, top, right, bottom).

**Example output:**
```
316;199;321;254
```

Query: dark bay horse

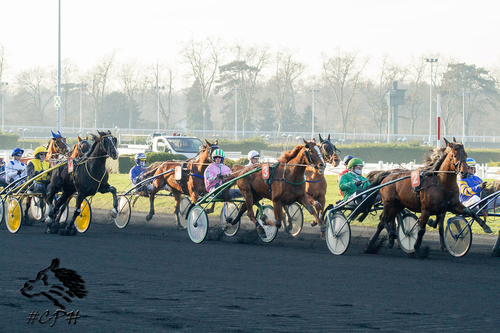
45;130;119;235
224;139;325;237
306;134;341;229
366;138;491;256
143;140;218;228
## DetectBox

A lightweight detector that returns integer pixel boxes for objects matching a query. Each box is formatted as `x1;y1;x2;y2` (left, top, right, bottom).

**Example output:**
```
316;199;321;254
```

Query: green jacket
338;171;370;201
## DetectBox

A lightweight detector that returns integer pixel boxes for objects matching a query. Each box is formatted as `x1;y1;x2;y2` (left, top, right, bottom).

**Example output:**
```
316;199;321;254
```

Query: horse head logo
20;258;87;309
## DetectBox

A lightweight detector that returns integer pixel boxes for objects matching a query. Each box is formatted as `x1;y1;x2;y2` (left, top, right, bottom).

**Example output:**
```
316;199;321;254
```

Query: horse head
444;137;468;178
96;130;119;160
302;138;325;173
53;135;70;156
318;133;341;167
203;139;219;163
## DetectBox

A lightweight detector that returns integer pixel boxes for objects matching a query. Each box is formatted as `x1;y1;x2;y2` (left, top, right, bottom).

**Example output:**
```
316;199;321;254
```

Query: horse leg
226;202;248;226
61;193;85;236
365;219;386;253
413;211;431;256
307;194;321;227
299;194;322;237
435;213;447;251
146;185;161;221
24;197;32;225
47;191;73;234
172;192;184;229
492;232;500;257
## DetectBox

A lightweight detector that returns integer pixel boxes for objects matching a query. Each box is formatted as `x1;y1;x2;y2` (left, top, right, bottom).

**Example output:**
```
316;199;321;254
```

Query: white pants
464;195;500;211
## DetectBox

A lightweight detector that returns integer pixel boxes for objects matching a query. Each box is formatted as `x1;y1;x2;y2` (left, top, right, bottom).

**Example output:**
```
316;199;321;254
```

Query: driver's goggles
140;159;146;162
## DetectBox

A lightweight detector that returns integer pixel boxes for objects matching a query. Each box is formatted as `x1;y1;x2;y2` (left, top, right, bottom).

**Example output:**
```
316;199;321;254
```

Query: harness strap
306;176;325;183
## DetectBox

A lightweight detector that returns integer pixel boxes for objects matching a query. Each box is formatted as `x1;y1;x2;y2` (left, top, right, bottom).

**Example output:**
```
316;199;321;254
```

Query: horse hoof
387;239;394;249
311;221;317;227
275;221;281;229
176;224;186;231
256;226;266;239
146;214;153;222
320;231;326;240
491;247;500;257
110;208;117;218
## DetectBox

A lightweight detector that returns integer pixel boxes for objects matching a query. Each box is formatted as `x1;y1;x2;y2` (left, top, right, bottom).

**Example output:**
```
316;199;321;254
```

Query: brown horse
69;135;91;159
224;139;325;237
46;131;70;161
143;140;218;228
306;134;341;229
366;138;491;256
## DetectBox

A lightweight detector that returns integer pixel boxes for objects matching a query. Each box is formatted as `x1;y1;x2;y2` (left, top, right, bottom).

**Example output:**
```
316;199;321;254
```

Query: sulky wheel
396;210;419;254
29;195;45;221
220;202;240;237
0;196;4;225
6;197;23;234
114;196;131;229
256;205;278;243
178;196;191;230
284;203;303;237
325;211;351;255
74;198;92;233
187;205;209;243
444;216;472;257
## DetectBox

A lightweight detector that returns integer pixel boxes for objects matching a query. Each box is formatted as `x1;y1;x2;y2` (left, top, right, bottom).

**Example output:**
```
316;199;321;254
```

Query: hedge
0;133;21;149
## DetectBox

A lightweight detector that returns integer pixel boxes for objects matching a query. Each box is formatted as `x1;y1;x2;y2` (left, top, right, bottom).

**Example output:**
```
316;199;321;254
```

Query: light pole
57;0;62;132
1;82;7;132
18;128;28;149
154;86;165;132
310;89;319;139
426;58;438;146
76;83;87;133
386;89;395;143
459;89;470;143
232;88;241;140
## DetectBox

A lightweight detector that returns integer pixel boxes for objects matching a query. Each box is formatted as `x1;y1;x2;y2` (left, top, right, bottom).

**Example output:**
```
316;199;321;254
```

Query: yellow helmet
34;146;48;158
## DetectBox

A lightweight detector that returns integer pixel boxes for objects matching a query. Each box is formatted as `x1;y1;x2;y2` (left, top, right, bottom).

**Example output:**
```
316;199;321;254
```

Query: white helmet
247;150;260;160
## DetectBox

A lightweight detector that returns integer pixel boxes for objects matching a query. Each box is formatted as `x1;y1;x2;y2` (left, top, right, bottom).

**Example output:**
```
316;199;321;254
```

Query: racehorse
306;134;341;229
46;131;70;161
45;130;119;235
366;138;491;256
224;139;325;237
143;140;218;229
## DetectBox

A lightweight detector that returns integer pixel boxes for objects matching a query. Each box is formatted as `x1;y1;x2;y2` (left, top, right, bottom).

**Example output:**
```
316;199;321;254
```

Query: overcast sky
1;0;500;81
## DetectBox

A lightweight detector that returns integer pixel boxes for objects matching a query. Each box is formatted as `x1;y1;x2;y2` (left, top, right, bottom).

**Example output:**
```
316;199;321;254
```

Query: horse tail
353;170;392;222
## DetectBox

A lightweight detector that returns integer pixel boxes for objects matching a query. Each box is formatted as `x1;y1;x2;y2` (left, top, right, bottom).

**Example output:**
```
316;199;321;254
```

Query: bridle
448;145;466;175
320;140;340;164
304;144;325;171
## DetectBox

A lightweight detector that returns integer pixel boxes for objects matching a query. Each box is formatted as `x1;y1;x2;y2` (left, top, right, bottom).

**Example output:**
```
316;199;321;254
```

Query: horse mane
278;145;304;163
422;147;448;171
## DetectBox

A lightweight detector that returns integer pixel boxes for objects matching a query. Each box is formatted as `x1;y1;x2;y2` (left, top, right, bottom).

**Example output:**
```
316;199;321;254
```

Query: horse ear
327;134;331;141
311;137;317;143
50;258;60;269
453;137;457;143
205;139;210;146
318;133;323;142
215;139;219;145
77;135;82;142
302;138;309;146
443;137;450;146
51;130;56;138
57;131;61;136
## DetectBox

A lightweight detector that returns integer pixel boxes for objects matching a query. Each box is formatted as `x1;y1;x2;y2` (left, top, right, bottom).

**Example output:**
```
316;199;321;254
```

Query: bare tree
84;51;117;128
0;43;7;84
150;60;176;129
322;48;369;137
364;55;406;135
268;48;305;134
15;66;55;125
401;55;427;135
118;58;146;128
57;58;79;127
180;37;224;132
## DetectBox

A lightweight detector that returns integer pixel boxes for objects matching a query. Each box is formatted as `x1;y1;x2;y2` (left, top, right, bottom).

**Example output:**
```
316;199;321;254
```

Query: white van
148;135;203;159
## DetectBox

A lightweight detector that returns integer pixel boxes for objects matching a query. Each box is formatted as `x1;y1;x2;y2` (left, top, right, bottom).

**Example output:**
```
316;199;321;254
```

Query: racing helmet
34;146;48;159
212;148;225;162
11;148;24;157
347;157;363;170
247;150;260;160
466;158;476;168
343;155;354;166
135;152;147;164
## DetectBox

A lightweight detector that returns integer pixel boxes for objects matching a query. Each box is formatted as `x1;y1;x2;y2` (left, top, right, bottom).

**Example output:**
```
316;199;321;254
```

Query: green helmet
347;157;363;169
212;148;225;159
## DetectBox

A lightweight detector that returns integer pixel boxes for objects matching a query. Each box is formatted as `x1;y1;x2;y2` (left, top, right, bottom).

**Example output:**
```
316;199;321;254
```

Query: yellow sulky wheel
74;198;92;233
6;197;23;234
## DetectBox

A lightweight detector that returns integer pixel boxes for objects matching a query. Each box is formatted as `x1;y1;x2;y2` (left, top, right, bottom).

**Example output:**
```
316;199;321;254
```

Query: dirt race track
1;209;499;332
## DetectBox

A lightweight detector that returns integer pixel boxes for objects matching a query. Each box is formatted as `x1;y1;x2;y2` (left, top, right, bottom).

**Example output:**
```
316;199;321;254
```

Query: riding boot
492;232;500;257
463;207;493;234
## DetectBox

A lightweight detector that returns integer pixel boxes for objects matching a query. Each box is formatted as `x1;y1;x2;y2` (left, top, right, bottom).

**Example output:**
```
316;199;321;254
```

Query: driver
6;148;27;183
458;158;490;208
338;157;370;204
204;149;241;199
247;150;260;166
26;146;51;197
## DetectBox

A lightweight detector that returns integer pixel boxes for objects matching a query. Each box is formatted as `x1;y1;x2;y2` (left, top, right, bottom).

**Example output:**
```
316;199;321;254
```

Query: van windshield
167;138;203;153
